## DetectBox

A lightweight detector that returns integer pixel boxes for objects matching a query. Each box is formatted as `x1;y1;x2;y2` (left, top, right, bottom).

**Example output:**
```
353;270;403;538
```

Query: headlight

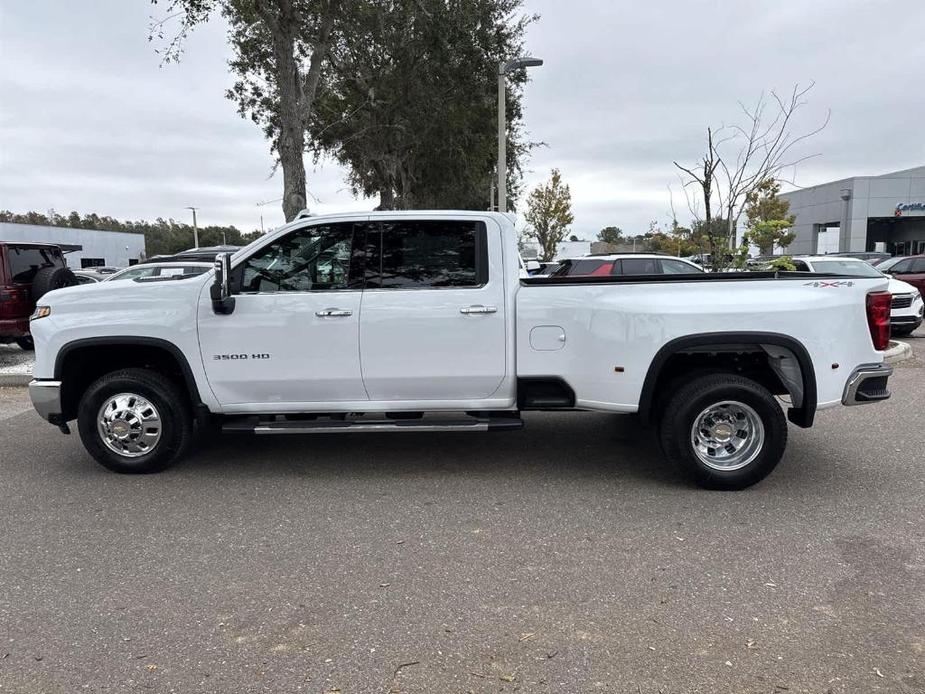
30;305;51;321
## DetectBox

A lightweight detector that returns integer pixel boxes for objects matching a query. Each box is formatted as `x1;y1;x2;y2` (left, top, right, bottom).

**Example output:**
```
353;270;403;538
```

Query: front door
198;220;368;408
891;257;925;295
358;217;507;401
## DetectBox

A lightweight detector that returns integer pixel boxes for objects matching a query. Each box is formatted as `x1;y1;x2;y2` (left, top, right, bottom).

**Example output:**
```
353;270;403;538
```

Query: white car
792;256;923;337
28;211;893;490
102;262;213;282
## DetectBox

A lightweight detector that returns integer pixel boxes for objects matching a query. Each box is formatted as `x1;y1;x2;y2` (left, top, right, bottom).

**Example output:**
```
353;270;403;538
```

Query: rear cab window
6;245;64;284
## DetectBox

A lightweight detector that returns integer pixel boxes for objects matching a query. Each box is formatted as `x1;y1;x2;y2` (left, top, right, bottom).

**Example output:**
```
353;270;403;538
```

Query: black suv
0;242;77;350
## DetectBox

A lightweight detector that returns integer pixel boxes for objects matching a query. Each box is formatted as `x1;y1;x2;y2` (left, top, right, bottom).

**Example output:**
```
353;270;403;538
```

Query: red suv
0;243;77;350
886;255;925;296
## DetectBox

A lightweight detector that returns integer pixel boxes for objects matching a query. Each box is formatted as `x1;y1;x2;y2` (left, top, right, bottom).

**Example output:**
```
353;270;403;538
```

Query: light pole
185;206;199;248
497;56;543;214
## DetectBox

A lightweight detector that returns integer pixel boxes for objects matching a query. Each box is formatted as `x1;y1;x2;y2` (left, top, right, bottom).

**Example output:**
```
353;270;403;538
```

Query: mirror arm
211;254;237;315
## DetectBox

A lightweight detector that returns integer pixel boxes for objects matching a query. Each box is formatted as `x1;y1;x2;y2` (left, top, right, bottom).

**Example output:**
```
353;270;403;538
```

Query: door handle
459;305;497;315
315;308;353;318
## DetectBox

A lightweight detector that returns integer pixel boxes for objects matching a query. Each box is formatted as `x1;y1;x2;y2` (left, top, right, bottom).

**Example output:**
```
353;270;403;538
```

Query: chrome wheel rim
690;400;764;471
97;393;162;458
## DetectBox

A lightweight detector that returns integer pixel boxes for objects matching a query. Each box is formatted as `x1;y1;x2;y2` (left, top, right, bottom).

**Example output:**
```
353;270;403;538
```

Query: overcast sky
2;1;925;237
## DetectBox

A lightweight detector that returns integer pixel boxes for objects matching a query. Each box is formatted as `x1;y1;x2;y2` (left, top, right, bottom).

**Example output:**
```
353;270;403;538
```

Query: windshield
810;260;883;278
876;256;904;272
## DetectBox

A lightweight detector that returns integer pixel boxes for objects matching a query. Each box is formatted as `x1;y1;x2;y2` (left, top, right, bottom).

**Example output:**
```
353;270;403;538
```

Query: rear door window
618;257;660;275
911;258;925;273
367;220;486;288
6;246;62;284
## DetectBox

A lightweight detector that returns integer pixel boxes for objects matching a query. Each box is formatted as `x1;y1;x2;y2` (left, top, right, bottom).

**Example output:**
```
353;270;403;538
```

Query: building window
81;257;105;268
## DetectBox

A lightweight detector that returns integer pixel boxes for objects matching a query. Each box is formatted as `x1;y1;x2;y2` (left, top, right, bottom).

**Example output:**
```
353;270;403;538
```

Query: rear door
359;217;506;401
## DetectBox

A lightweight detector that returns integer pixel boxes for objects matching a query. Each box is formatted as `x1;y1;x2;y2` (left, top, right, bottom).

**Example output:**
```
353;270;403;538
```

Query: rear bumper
842;363;893;406
29;379;64;424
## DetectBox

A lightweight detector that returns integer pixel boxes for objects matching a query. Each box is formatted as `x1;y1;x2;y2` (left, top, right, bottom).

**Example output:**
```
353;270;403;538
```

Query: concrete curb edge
0;373;32;387
884;340;913;364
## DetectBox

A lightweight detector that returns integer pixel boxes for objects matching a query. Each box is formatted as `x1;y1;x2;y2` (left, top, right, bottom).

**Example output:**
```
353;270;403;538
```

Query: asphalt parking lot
0;336;923;694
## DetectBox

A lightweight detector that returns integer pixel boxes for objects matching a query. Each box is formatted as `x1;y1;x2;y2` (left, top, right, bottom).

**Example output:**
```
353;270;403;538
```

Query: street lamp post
185;206;199;249
497;56;543;214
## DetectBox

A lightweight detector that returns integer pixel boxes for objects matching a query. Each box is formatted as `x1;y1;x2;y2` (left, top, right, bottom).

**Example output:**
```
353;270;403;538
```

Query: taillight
0;286;29;319
866;291;892;351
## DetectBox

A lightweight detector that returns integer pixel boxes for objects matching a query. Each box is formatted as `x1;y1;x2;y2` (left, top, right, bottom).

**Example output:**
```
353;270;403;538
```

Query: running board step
222;416;523;435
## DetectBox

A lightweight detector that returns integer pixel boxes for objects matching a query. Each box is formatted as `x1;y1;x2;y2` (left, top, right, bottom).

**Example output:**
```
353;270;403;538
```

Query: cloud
2;0;925;239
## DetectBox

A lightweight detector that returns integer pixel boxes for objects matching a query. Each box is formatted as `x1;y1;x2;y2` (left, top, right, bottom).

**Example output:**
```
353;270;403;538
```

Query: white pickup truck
28;211;894;489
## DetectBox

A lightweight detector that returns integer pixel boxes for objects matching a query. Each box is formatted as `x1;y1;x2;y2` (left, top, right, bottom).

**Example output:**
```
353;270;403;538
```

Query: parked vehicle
792;256;923;337
871;256;905;270
830;251;891;264
143;246;242;264
102;262;213;282
550;253;704;278
29;212;893;490
0;242;77;350
883;255;925;298
73;271;103;285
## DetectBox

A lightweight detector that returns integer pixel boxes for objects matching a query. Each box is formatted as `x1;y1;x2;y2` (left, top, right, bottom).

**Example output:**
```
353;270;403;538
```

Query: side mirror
210;253;236;315
525;260;541;273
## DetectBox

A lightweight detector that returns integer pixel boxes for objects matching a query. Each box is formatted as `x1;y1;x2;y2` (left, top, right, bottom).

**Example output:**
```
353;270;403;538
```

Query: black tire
15;336;34;351
77;368;193;474
659;373;787;490
31;266;77;300
891;325;918;337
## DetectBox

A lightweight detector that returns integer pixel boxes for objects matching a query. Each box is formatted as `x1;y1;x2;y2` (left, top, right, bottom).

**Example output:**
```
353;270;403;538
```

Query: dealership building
780;165;925;256
0;222;146;268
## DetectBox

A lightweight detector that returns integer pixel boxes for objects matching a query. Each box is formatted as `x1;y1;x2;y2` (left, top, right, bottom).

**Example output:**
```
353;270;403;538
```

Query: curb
884;340;913;364
0;373;32;387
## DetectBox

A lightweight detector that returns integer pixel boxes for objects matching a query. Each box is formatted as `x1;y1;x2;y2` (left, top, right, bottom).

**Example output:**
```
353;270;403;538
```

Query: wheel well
639;334;817;428
57;340;200;421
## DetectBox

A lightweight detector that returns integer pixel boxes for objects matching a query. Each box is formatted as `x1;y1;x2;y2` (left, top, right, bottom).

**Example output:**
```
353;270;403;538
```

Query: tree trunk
261;2;306;223
260;0;338;223
377;188;395;210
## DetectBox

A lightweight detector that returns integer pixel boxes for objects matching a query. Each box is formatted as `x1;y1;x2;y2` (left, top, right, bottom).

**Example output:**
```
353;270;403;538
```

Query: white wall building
781;165;925;256
0;222;146;268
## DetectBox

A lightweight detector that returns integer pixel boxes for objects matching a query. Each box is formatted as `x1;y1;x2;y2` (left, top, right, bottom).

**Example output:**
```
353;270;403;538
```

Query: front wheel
659;373;787;490
77;368;193;474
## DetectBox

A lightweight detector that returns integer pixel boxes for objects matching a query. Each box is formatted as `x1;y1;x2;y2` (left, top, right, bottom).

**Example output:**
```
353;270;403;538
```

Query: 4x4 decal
803;280;855;288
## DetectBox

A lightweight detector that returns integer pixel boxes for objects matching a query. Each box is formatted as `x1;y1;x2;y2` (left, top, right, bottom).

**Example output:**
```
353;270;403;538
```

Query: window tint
241;223;355;292
6;246;62;284
791;260;810;271
618;257;659;275
912;258;925;273
661;258;701;274
552;259;610;276
369;220;483;288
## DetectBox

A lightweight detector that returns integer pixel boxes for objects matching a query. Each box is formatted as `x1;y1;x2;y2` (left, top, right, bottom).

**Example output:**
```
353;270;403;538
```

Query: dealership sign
895;202;925;216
